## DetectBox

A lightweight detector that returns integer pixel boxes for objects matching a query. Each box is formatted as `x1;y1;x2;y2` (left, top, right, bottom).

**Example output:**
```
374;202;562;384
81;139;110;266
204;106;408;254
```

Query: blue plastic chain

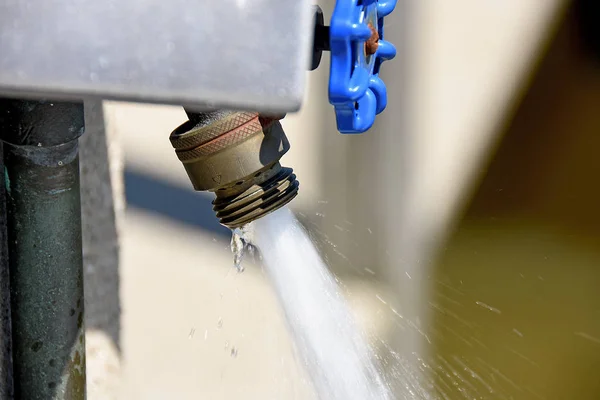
328;0;397;133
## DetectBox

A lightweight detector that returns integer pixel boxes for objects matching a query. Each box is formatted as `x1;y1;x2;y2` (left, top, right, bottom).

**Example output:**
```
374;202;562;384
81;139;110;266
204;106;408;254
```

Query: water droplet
475;301;501;314
98;57;109;69
188;328;195;339
512;328;523;337
247;244;255;259
375;294;387;305
230;228;246;272
364;268;375;275
324;239;337;248
230;347;238;358
57;161;63;166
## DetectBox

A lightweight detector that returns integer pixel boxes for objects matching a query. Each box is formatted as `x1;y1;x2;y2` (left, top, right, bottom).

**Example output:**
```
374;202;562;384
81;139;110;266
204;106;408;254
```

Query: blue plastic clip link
328;0;397;133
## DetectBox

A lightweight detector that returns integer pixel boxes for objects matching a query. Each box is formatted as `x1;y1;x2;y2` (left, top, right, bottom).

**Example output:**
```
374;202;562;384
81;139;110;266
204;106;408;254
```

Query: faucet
169;1;398;229
169;110;298;229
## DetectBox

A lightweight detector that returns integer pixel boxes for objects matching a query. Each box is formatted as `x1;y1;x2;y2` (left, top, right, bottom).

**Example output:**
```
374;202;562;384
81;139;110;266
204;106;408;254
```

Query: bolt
365;23;379;56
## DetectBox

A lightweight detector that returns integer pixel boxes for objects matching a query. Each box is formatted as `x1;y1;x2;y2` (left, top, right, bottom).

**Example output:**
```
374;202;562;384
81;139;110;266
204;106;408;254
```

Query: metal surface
0;100;86;399
170;111;299;228
0;141;14;400
0;0;313;113
311;6;329;71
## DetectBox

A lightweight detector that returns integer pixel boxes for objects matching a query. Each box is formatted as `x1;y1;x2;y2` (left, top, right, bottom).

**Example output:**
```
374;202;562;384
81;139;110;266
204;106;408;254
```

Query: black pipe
0;141;14;400
310;5;330;71
0;99;86;399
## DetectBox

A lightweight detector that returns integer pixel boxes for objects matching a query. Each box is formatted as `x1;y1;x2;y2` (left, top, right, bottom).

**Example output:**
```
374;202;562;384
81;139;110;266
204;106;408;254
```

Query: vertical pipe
0;141;14;400
0;99;86;399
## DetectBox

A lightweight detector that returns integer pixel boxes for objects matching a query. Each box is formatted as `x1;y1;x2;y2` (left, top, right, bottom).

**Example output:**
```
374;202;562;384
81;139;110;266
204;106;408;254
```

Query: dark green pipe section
0;141;14;399
0;99;86;399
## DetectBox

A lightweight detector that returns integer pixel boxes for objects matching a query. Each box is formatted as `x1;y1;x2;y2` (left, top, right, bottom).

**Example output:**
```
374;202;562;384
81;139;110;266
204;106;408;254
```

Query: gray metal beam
0;0;313;113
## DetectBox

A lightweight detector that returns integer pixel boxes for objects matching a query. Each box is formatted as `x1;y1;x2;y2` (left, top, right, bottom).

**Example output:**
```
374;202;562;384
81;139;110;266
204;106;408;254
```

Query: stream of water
238;207;392;400
228;203;600;399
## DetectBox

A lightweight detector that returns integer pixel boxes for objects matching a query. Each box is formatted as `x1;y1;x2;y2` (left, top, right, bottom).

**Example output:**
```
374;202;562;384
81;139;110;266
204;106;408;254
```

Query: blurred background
80;0;600;398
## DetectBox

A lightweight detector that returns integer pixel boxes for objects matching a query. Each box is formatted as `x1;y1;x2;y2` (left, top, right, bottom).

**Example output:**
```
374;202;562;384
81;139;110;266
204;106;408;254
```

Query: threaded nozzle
170;111;299;229
213;164;299;229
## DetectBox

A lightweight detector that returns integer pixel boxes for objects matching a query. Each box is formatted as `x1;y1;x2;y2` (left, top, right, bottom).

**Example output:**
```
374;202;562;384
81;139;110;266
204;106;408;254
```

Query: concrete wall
80;101;123;398
429;10;600;397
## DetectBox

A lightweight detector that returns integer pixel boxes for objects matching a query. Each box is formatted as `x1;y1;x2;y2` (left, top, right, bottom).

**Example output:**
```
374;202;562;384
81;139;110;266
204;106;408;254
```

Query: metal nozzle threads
170;111;299;229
